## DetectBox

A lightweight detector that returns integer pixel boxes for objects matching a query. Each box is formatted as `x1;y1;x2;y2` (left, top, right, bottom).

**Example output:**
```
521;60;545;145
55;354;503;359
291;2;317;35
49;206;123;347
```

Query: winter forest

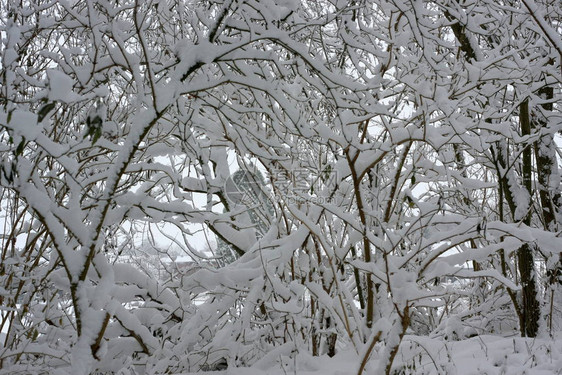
1;0;562;374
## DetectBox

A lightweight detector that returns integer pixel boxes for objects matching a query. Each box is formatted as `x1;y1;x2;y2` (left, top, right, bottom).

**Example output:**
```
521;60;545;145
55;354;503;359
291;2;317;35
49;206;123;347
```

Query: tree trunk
445;2;541;337
518;99;540;337
533;84;562;333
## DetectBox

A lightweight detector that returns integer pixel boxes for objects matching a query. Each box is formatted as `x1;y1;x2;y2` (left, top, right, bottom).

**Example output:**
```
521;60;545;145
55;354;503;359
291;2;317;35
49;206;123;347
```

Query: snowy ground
178;335;562;375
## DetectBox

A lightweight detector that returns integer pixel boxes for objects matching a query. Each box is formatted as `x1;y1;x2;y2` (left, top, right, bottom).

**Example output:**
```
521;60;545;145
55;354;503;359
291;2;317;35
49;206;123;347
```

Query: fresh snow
173;335;562;375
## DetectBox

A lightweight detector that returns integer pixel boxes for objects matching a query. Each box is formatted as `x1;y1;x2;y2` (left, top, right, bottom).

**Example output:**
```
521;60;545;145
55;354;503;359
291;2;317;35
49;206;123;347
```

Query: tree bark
518;99;540;337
